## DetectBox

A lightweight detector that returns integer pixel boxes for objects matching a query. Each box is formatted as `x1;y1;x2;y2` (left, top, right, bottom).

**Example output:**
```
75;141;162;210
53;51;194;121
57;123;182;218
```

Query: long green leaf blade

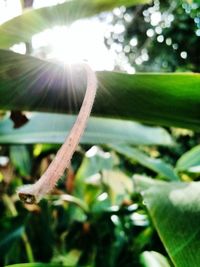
0;50;200;130
110;144;179;180
0;113;172;145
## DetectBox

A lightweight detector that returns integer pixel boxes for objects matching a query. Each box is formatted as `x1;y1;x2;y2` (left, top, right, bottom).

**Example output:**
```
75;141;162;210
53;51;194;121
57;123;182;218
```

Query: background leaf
176;145;200;173
134;176;200;267
110;144;179;180
0;113;173;145
9;145;32;176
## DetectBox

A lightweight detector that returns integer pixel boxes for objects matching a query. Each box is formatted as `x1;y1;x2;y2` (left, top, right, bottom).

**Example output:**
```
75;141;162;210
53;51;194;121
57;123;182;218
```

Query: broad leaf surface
0;113;172;145
134;176;200;267
0;0;149;49
0;50;200;130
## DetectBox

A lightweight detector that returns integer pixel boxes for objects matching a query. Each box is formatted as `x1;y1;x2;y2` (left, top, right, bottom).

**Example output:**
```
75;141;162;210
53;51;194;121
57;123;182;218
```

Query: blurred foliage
0;0;200;267
0;143;164;266
104;0;200;72
2;129;200;267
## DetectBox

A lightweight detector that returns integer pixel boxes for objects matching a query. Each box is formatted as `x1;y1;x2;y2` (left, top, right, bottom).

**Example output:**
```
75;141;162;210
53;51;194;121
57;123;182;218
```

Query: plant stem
17;63;97;204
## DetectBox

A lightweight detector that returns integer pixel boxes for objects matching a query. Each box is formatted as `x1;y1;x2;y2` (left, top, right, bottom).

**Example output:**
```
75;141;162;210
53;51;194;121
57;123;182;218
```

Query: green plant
0;1;200;267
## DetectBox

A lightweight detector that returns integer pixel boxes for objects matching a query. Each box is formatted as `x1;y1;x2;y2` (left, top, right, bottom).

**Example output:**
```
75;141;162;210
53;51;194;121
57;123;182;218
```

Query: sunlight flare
32;19;115;71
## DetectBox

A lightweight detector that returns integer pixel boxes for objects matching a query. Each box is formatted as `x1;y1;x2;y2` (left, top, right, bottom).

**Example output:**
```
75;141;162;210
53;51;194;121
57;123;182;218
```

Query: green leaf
176;145;200;173
74;146;114;200
134;176;200;267
52;250;81;266
0;225;24;255
0;0;149;49
102;170;133;204
111;144;179;181
140;251;171;267
76;146;115;180
0;50;200;130
10;145;32;176
102;170;133;195
0;113;173;145
96;71;200;130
